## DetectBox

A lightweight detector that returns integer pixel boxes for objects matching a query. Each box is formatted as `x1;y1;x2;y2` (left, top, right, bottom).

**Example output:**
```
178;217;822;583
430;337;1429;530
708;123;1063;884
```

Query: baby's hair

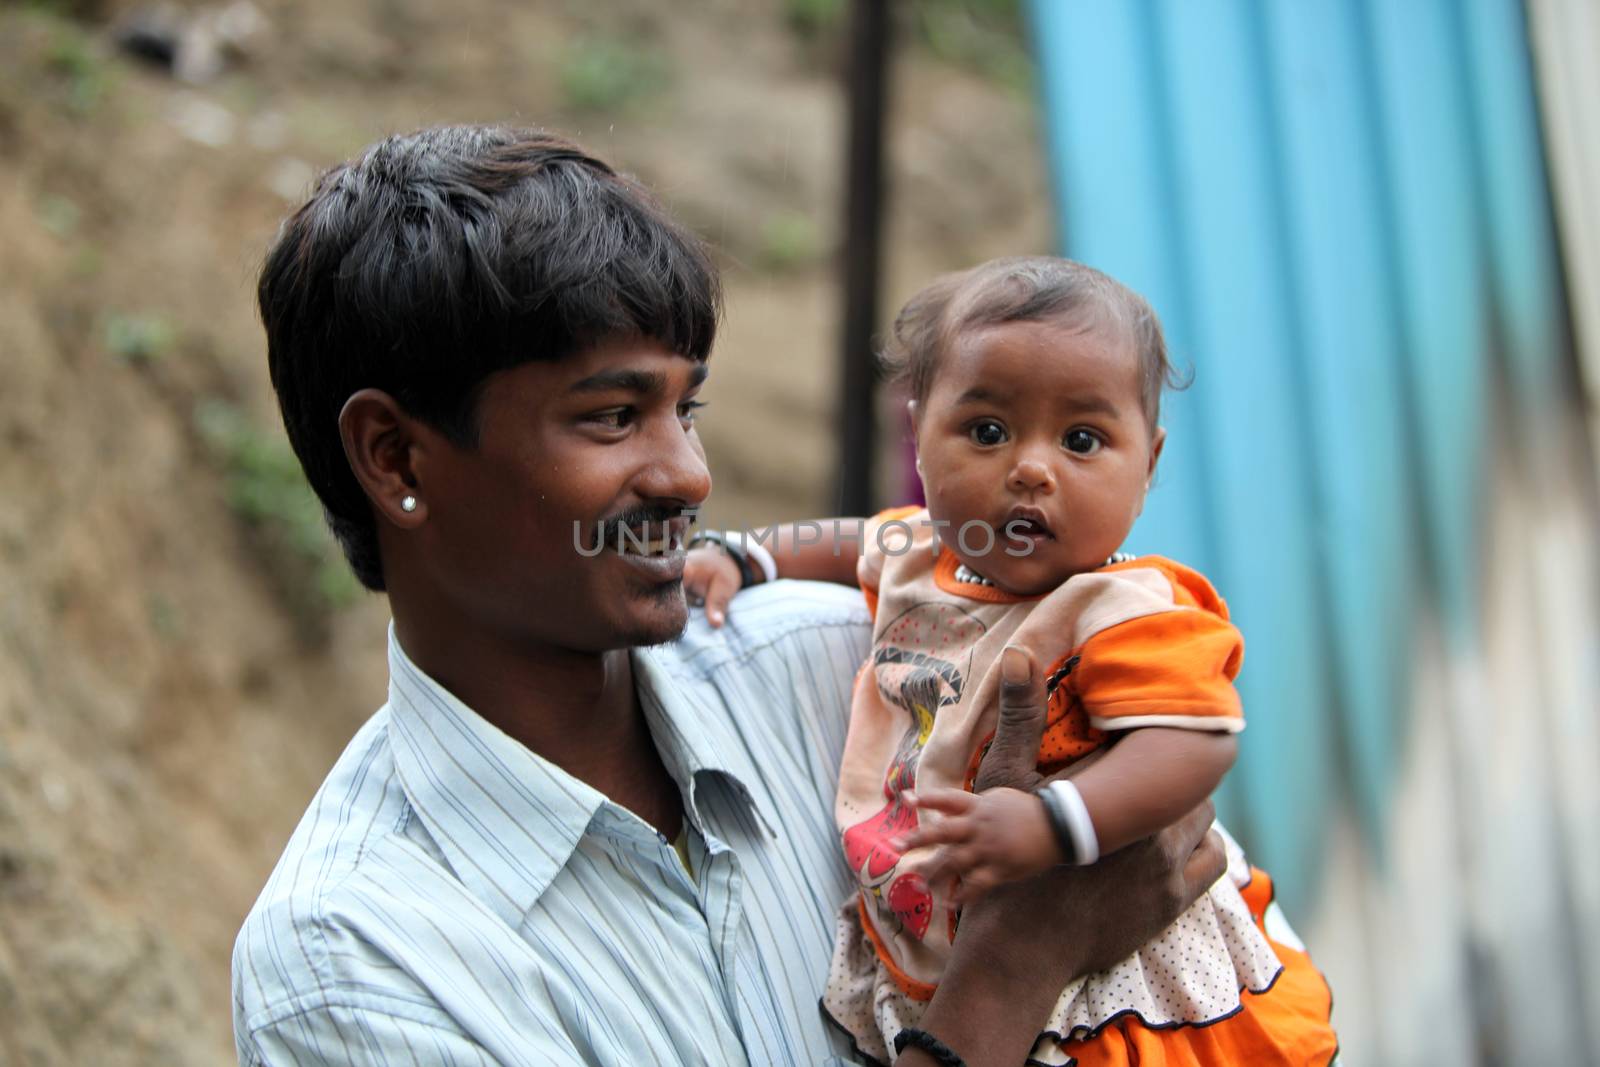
882;256;1188;429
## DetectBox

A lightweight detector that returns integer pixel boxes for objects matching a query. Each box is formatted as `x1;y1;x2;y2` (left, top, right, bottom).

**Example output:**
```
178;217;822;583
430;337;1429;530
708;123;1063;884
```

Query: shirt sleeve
1070;558;1245;733
243;1001;587;1067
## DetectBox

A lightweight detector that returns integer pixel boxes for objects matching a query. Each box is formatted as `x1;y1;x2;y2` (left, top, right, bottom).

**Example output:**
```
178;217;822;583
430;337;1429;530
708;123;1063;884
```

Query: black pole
836;0;890;515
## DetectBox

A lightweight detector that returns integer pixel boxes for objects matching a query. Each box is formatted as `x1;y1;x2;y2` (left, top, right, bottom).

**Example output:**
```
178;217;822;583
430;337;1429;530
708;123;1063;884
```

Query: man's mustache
595;506;696;542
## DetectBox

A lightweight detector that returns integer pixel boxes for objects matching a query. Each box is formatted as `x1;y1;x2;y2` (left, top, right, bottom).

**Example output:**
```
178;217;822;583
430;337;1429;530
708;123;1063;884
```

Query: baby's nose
1008;459;1055;492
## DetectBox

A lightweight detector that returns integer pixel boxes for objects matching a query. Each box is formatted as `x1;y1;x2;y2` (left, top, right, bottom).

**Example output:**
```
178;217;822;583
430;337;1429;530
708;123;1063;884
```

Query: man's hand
963;644;1225;976
682;546;742;627
901;644;1226;1067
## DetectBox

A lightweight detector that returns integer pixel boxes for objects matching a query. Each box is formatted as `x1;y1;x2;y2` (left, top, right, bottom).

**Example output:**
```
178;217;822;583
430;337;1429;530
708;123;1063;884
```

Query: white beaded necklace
953;552;1136;588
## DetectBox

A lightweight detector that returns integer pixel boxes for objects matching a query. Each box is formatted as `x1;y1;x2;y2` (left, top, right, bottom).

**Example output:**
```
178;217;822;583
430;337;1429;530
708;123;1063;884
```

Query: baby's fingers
917;843;980;889
905;788;979;816
682;551;720;598
890;814;975;854
701;566;741;628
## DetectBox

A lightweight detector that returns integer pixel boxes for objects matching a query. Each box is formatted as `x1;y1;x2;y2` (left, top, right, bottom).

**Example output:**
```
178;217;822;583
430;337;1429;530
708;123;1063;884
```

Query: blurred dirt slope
0;1;1046;1062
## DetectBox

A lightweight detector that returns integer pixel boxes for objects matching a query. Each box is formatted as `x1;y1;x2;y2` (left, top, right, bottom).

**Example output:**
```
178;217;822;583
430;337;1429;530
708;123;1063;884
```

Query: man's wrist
918;895;1086;1067
894;1028;967;1067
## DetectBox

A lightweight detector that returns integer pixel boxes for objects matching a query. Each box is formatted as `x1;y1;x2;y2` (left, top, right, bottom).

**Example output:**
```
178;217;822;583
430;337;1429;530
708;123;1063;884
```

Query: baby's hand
893;787;1064;905
683;545;743;628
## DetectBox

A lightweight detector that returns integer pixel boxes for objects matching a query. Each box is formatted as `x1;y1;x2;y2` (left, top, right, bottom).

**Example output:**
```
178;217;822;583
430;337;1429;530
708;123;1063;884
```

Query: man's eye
1064;429;1102;455
970;420;1007;447
592;408;635;429
679;400;706;425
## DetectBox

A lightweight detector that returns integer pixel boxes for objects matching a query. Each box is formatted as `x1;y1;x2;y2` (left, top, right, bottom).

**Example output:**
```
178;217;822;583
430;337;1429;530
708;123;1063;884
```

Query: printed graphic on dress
842;602;986;940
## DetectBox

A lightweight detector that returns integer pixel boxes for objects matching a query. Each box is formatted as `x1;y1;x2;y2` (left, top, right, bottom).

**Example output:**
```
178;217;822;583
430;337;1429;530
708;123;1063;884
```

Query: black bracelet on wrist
1036;784;1079;866
892;1027;967;1067
687;530;757;589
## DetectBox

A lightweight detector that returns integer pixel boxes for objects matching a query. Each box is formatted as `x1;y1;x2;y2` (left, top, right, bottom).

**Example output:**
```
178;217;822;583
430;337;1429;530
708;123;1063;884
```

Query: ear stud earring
401;495;418;513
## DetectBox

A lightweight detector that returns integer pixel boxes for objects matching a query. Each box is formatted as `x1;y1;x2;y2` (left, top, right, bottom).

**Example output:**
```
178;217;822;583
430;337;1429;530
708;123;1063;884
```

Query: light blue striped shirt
232;580;873;1067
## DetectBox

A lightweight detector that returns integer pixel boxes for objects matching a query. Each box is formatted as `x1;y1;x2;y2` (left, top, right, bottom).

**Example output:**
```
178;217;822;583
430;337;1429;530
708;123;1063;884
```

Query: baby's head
885;257;1184;595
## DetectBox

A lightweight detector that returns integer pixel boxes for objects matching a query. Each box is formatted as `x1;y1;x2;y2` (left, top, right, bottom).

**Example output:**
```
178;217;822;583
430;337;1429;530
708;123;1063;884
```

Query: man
234;124;1224;1067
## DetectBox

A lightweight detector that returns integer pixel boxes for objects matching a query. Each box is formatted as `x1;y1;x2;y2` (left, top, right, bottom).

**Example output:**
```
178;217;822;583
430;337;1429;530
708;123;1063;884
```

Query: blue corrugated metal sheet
1027;0;1567;912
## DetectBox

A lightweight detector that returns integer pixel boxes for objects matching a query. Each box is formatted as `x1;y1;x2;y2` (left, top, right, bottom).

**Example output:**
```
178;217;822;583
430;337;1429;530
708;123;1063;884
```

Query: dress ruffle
823;830;1283;1065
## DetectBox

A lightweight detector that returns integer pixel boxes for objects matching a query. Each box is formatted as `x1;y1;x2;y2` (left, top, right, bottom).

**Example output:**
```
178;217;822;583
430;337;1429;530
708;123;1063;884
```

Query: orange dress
822;508;1338;1066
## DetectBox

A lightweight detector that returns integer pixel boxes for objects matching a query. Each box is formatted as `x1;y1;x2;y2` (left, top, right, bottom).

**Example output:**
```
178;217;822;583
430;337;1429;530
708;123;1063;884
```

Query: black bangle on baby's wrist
687;530;758;589
893;1027;967;1067
1036;779;1100;867
1037;783;1080;866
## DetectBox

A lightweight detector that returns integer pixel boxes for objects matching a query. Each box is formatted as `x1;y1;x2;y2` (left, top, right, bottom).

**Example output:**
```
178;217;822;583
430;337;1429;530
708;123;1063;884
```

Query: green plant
784;0;845;40
194;400;362;615
758;209;824;271
37;194;80;238
104;312;175;364
914;0;1032;92
43;19;109;115
558;35;670;113
146;592;182;640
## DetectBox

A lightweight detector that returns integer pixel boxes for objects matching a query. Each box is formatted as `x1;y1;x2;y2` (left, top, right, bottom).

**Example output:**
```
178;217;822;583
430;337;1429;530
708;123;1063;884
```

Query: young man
233;124;1225;1067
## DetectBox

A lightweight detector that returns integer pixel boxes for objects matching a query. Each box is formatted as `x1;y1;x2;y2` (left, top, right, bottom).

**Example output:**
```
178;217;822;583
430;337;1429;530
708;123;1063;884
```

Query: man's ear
339;388;428;527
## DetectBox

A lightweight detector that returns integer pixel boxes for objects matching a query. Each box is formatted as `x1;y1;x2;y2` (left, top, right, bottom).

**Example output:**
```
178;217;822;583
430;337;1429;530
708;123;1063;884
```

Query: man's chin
612;583;690;648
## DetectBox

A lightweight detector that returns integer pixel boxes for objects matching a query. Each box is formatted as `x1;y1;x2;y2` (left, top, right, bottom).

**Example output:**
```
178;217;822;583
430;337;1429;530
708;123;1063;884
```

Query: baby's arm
683;518;866;626
897;727;1235;902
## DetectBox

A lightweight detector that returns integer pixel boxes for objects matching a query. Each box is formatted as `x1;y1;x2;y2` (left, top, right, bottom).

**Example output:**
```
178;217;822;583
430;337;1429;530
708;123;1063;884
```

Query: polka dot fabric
825;829;1284;1065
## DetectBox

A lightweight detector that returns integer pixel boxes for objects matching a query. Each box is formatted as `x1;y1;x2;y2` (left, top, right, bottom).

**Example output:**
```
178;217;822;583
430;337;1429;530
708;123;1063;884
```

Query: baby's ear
1146;426;1167;483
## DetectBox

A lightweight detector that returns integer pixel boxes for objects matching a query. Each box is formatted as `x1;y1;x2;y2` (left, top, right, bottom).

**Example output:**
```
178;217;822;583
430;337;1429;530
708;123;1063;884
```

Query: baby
685;257;1337;1065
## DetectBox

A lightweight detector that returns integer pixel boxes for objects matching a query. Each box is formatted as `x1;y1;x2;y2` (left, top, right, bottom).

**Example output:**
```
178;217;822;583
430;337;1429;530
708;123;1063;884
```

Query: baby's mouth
1003;506;1055;542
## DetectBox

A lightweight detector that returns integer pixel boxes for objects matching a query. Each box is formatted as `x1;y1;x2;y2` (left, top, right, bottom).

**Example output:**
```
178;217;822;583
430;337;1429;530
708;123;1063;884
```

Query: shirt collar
632;644;777;838
384;626;773;928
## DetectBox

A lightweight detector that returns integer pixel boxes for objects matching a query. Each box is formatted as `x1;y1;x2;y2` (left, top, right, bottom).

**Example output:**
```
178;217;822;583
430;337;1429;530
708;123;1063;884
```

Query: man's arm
899;647;1227;1067
244;1002;547;1067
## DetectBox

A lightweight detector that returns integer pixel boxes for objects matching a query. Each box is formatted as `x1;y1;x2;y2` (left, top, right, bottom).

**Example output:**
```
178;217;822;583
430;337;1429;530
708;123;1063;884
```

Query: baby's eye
1064;429;1102;455
970;420;1007;447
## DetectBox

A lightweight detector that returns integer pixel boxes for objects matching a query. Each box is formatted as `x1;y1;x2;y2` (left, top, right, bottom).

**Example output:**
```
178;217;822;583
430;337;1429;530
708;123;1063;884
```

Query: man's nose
1007;456;1055;494
638;417;712;507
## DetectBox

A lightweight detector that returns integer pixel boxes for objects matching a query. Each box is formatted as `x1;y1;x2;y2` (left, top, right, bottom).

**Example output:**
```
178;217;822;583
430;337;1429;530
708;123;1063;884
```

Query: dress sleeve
858;505;924;622
1070;558;1245;733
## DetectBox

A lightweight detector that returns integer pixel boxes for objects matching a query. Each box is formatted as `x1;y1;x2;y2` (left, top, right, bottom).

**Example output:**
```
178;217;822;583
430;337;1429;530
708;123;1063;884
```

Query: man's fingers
1181;829;1227;896
974;645;1048;793
1162;800;1216;864
950;869;998;907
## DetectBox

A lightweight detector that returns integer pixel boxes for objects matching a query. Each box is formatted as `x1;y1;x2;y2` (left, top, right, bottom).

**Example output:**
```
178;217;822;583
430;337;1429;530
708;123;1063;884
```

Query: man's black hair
259;125;721;591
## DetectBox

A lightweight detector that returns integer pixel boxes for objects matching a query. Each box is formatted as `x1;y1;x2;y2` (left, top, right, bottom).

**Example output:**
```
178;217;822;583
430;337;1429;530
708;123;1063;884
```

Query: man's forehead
568;361;709;395
560;337;709;392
